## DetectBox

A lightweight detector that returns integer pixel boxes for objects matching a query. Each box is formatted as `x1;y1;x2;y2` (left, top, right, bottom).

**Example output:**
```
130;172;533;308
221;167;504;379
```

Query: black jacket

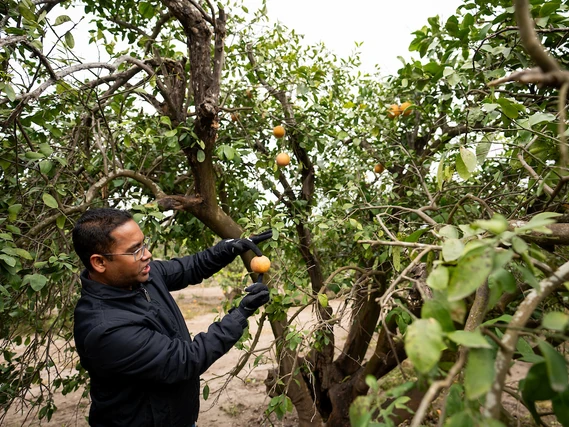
73;244;248;427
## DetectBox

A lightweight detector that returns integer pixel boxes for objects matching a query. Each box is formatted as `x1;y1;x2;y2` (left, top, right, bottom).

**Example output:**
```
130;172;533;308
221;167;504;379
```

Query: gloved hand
225;230;273;257
237;281;270;317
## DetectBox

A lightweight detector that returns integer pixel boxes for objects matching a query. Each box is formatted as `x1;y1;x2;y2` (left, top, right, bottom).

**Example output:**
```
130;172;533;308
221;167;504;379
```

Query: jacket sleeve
82;309;248;383
151;241;237;291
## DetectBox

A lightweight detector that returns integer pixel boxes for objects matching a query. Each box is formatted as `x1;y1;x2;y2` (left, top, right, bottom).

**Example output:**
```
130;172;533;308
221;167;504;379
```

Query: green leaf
64;32;75;48
542;311;569;331
521;362;557;424
8;204;22;221
482;314;513;326
39;160;53;175
164;129;177;138
197;150;205;162
202;383;210;400
23;274;48;292
552;389;569;427
0;254;16;267
427;265;449;290
476;140;491;165
444;410;475;427
488;268;517;308
456;153;471;180
25;151;45;160
496;98;519;119
442;238;465;262
511;236;529;254
405;318;445;374
528;112;556;127
460;146;477;172
405;228;429;242
516;212;561;234
422;298;455;332
540;1;561;17
439;225;459;239
448;248;493;301
223;145;235;161
3;83;16;101
447;330;492;349
538;340;568;392
475;214;508;235
317;293;328;308
56;215;66;229
488;268;516;293
445;384;464;417
42;193;58;209
138;1;155;19
349;396;372;427
464;348;495;400
393;246;400;272
54;15;71;26
15;248;32;260
18;4;36;22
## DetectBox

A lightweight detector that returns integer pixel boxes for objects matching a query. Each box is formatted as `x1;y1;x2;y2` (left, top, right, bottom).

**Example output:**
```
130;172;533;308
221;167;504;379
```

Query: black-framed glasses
101;239;149;262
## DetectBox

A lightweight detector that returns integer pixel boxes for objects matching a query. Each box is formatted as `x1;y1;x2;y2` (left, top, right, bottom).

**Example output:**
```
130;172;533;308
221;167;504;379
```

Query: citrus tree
1;0;569;426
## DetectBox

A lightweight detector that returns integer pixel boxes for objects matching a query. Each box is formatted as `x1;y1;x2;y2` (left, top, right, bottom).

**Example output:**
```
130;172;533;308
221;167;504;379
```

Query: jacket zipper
141;286;151;302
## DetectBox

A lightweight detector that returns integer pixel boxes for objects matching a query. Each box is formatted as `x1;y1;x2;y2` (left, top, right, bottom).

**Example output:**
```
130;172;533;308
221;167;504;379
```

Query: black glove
225;230;273;257
237;281;270;317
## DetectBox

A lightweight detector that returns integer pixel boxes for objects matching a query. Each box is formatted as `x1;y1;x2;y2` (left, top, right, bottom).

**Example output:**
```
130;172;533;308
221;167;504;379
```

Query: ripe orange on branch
250;255;271;273
273;125;286;138
387;104;401;119
276;152;290;167
400;101;413;116
374;163;385;174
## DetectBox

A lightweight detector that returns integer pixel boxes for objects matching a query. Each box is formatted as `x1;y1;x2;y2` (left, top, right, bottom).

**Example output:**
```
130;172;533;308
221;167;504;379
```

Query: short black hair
72;208;133;271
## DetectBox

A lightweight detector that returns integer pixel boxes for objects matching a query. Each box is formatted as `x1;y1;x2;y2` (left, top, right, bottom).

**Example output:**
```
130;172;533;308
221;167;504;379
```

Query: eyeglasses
101;239;149;262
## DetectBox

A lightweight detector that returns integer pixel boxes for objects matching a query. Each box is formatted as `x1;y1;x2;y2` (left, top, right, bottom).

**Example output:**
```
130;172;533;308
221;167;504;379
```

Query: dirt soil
4;284;542;427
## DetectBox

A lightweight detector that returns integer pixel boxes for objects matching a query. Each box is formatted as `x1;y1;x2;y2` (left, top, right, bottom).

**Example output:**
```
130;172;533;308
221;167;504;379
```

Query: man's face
93;219;152;288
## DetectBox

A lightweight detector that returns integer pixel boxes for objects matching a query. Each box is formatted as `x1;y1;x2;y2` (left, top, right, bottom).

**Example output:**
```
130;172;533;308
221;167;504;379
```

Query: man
72;207;271;427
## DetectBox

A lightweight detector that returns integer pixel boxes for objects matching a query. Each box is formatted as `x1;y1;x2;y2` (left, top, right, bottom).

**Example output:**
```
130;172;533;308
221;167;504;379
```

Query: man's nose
142;247;152;260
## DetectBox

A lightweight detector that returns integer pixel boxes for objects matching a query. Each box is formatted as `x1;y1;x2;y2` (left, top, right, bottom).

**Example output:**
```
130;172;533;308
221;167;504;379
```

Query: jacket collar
80;269;147;300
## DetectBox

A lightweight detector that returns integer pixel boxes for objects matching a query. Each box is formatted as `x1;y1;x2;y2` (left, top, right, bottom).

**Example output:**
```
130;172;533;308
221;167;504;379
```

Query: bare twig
410;351;467;427
558;82;569;168
358;240;442;251
351;205;438;226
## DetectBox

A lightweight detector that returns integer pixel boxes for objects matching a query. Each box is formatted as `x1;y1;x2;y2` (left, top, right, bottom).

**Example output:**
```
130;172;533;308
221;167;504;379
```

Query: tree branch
483;260;569;418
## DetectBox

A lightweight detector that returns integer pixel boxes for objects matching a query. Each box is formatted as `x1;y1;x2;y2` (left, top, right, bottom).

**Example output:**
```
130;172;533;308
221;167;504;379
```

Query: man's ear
90;254;107;273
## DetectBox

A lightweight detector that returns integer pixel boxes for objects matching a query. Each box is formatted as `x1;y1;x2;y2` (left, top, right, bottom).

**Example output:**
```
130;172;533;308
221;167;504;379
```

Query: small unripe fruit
273;125;286;138
276;152;290;167
250;255;271;273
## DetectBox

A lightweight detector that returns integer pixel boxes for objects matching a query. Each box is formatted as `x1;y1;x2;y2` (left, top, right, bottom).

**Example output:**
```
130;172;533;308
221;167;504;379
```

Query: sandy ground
3;284;543;426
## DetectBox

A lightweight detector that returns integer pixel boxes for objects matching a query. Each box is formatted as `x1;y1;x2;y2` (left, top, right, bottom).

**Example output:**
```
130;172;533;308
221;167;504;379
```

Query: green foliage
2;0;569;424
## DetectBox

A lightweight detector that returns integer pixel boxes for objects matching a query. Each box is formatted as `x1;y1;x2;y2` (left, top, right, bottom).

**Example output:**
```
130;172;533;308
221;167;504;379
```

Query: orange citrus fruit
250;255;271;273
400;101;413;116
387;104;401;119
276;152;290;167
273;125;286;138
374;163;385;174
